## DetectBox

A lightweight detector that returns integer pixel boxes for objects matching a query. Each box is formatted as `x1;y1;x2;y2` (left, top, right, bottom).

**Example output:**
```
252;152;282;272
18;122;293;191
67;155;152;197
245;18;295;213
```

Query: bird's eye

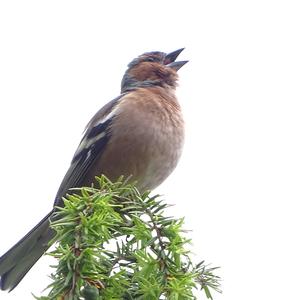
145;57;156;62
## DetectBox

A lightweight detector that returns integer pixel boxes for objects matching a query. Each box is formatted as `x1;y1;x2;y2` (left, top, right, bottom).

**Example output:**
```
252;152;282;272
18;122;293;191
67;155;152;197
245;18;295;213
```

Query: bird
0;48;187;292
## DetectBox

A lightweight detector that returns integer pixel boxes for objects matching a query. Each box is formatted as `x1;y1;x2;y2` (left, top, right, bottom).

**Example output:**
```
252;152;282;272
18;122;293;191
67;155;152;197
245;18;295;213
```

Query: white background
0;1;300;299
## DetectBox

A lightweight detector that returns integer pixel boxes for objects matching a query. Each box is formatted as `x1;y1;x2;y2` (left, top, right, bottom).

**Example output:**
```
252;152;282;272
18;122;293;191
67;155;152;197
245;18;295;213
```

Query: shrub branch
35;175;221;300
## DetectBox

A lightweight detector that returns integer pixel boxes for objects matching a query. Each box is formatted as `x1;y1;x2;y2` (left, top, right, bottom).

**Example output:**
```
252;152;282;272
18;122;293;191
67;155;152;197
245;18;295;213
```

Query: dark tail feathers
0;211;55;291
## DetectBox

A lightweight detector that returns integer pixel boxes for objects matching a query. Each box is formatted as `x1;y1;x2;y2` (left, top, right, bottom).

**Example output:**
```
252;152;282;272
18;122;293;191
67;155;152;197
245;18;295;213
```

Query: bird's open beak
164;48;188;71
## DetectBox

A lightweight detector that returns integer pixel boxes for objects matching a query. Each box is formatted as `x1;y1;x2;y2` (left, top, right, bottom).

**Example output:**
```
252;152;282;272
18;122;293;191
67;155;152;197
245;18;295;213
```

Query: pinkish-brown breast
90;87;185;191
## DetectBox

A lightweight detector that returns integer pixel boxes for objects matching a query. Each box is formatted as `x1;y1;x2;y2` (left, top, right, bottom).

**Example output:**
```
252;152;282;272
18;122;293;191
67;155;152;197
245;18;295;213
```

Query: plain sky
0;1;300;299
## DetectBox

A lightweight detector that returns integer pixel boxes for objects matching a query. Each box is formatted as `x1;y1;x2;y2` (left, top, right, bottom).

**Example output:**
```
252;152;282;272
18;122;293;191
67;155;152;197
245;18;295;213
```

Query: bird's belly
135;125;184;191
89;118;184;192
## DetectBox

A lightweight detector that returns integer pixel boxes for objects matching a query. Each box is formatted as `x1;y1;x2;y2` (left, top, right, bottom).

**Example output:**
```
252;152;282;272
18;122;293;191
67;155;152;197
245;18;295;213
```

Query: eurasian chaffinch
0;49;187;291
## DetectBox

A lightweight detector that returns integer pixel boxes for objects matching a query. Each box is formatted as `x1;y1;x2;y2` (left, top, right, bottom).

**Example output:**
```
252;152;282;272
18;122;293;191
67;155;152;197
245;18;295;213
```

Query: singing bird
0;49;187;291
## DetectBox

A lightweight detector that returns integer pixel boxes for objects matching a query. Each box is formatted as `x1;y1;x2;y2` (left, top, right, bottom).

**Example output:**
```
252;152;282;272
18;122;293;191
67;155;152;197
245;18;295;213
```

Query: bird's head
121;48;188;93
